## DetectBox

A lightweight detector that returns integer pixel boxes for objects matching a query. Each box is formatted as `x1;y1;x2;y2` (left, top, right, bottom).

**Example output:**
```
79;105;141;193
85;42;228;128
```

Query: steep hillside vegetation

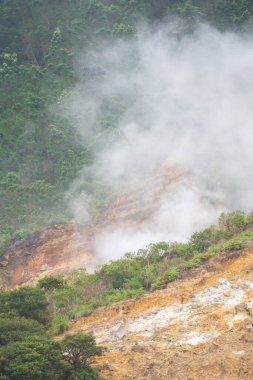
0;166;182;287
1;0;253;257
1;211;252;326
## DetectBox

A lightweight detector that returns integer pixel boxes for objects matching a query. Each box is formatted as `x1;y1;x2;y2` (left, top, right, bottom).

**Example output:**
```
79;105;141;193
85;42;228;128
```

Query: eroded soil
68;247;253;380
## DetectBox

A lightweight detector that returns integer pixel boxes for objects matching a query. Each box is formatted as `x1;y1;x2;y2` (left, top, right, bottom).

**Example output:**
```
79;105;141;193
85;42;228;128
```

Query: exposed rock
103;361;114;371
242;331;253;342
218;278;230;287
67;247;253;380
109;324;126;340
235;303;248;313
0;167;183;287
246;300;253;317
223;290;231;297
131;343;146;353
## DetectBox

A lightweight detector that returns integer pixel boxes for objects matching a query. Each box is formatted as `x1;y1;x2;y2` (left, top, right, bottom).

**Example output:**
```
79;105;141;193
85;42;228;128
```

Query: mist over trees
0;0;252;257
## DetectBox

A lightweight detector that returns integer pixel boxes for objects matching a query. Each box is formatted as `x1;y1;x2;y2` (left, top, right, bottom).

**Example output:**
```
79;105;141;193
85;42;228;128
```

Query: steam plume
62;22;253;263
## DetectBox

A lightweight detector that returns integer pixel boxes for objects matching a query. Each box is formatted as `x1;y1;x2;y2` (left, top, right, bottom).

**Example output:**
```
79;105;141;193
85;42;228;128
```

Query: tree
0;337;67;380
179;0;204;24
0;287;50;325
38;275;66;292
0;53;18;79
45;28;73;76
61;333;105;370
190;228;213;252
0;316;45;346
219;211;246;233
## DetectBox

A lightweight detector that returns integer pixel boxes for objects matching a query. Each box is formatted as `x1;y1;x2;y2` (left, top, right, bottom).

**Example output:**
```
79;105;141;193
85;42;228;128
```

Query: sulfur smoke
63;22;253;263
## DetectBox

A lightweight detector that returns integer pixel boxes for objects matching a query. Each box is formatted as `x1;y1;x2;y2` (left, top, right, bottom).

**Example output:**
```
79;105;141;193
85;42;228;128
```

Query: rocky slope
0;224;93;287
0;167;183;287
67;246;253;380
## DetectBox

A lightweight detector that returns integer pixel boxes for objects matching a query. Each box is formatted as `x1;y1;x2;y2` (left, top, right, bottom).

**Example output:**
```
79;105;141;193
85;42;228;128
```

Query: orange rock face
0;225;94;287
67;247;253;380
0;167;184;287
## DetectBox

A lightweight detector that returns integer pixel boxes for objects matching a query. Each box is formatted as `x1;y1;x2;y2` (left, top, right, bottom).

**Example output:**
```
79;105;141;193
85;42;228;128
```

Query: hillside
0;166;183;286
1;2;253;380
1;0;253;260
68;246;253;379
0;211;252;379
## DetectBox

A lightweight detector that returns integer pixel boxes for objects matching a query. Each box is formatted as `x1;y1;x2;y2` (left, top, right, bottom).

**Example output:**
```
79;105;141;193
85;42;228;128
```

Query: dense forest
1;0;253;256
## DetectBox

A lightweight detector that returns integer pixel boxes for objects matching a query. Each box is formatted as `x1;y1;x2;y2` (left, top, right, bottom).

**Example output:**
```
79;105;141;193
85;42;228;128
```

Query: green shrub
219;211;247;233
0;234;12;257
152;268;179;289
0;287;50;326
185;259;195;268
185;253;206;268
151;277;164;289
38;276;66;292
190;228;213;252
50;211;253;326
213;229;232;241
56;321;69;335
61;333;105;370
163;268;179;282
173;242;192;257
0;337;66;380
14;228;31;240
222;239;244;251
0;317;46;346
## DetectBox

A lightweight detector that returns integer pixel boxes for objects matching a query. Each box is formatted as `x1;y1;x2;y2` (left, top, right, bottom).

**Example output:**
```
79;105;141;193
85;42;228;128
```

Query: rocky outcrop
68;247;253;380
0;167;183;287
0;224;94;287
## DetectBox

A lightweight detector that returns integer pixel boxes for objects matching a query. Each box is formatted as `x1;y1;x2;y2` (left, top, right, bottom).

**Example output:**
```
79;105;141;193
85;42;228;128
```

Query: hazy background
62;22;253;263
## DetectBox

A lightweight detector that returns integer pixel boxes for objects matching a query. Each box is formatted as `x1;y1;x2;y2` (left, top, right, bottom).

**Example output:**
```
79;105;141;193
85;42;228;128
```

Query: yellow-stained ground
67;247;253;380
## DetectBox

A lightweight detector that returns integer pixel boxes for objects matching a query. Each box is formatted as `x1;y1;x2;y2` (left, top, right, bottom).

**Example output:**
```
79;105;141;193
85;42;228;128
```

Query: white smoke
63;22;253;263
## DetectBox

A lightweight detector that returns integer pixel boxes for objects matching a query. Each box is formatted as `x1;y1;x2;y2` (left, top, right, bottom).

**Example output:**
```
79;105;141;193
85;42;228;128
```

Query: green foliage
0;0;252;259
4;9;253;380
152;268;179;289
167;242;192;258
1;211;251;337
179;0;204;24
0;212;252;380
0;337;66;380
0;53;18;78
0;287;50;326
0;317;45;346
45;28;73;76
222;238;244;251
61;333;105;370
100;258;142;289
1;8;253;374
185;252;207;268
112;23;135;37
164;267;179;282
49;211;253;326
0;320;102;379
219;211;247;233
190;228;214;252
38;275;66;292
